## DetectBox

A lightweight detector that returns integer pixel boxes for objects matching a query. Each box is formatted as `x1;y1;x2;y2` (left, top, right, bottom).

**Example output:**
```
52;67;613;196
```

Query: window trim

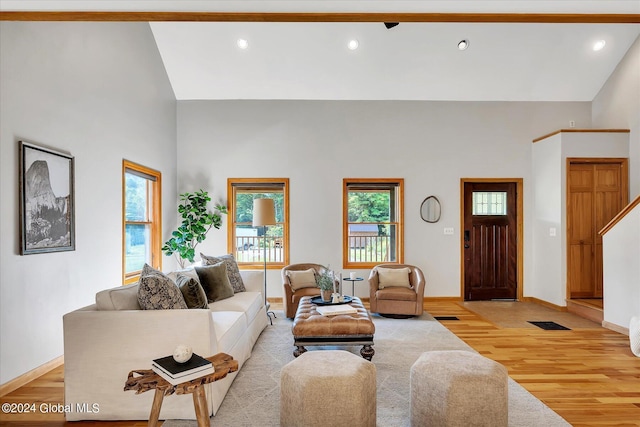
122;160;162;284
227;178;290;270
343;178;404;269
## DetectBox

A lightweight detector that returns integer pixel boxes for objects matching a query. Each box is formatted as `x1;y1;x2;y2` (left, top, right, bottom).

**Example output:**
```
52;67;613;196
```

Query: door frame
460;178;524;301
565;157;628;302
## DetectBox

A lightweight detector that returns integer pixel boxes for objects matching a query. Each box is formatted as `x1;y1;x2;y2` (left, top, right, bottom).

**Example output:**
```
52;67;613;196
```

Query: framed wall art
19;140;75;255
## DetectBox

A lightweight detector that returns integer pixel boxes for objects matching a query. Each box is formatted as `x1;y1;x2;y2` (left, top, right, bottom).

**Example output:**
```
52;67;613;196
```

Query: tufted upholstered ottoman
410;350;508;427
292;296;375;360
280;350;376;427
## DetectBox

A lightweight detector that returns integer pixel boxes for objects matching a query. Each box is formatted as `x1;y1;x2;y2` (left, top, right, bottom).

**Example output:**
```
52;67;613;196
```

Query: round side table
343;277;364;296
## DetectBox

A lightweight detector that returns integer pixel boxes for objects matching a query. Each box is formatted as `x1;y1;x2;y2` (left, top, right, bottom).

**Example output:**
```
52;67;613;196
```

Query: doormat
528;321;571;330
434;316;460;321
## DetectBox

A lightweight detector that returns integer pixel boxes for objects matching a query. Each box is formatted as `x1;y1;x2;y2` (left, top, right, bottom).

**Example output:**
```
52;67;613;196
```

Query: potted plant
162;189;227;268
316;269;336;302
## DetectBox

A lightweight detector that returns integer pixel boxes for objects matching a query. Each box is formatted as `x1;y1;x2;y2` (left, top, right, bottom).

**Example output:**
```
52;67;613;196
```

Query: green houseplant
316;268;336;302
162;190;227;268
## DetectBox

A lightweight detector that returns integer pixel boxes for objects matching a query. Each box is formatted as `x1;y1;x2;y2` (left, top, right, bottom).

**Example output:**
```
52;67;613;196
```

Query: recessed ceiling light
593;40;606;51
458;39;470;51
237;38;249;50
348;39;359;50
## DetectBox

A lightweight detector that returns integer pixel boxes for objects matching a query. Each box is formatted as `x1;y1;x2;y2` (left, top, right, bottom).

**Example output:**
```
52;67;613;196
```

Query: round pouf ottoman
410;350;508;427
280;350;376;427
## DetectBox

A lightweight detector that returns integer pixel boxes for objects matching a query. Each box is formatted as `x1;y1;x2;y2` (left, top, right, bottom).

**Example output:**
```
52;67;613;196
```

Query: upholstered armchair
282;263;338;318
368;264;425;317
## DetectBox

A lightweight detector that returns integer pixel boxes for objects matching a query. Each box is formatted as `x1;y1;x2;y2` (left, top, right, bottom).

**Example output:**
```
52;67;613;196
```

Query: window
123;160;161;284
343;178;404;268
472;191;507;215
227;178;289;269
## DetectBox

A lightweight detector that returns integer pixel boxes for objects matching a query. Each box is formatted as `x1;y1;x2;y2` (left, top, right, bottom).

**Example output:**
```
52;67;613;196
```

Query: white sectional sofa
62;269;268;421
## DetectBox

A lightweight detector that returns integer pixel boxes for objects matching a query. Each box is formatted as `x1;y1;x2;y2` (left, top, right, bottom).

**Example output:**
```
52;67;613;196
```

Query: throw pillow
377;267;412;289
195;262;235;302
137;264;187;310
176;274;209;309
201;253;246;293
287;268;318;291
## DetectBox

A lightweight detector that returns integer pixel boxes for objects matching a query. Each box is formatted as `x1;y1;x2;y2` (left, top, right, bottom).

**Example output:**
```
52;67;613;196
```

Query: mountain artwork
20;141;75;254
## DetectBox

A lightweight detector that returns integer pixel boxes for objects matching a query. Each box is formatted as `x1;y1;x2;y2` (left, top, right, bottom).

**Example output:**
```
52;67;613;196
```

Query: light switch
444;227;454;235
549;227;557;237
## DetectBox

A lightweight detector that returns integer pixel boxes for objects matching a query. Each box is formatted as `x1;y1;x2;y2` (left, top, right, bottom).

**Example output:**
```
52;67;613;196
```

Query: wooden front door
463;182;518;301
567;160;627;298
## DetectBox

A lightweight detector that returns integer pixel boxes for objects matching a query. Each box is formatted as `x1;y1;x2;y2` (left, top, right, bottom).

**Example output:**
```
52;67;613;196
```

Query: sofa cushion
176;274;209;309
211;311;247;354
95;283;141;310
137;264;188;310
287;268;318;291
201;253;246;293
196;262;235;302
377;267;412;289
210;291;264;325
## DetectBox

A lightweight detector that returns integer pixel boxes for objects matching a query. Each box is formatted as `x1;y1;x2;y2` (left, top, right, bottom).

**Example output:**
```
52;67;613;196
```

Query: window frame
227;178;290;270
343;178;404;269
122;160;162;284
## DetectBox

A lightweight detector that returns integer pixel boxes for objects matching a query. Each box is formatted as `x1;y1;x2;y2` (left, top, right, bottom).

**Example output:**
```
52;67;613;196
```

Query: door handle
464;230;470;249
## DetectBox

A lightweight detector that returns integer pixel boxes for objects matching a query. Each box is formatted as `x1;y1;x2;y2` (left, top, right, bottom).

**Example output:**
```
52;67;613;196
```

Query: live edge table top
292;296;375;360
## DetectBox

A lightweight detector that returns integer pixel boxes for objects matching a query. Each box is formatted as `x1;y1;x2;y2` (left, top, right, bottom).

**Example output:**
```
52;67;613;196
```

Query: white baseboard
601;320;629;336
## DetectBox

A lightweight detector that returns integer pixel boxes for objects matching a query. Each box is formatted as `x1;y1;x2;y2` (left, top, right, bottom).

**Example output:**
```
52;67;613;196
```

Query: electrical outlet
443;227;454;235
569;120;576;128
549;227;557;237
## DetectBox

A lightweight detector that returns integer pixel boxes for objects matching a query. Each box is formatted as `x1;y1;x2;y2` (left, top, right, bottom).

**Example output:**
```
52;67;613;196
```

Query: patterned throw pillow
137;264;187;310
200;253;246;293
195;262;235;302
176;274;208;309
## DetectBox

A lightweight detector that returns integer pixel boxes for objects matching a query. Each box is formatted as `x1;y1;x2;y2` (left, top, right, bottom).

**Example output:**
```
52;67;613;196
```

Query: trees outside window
123;160;161;284
343;178;404;268
227;178;289;269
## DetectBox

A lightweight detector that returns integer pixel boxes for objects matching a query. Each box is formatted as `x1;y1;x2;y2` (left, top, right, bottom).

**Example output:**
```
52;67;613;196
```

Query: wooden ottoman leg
361;345;375;361
293;345;307;358
148;388;165;427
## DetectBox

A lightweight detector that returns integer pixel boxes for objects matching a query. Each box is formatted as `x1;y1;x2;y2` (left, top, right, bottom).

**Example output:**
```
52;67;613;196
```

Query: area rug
164;311;570;427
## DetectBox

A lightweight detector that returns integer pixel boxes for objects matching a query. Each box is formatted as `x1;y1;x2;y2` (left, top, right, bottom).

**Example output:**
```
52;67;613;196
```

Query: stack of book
316;304;358;316
151;353;214;385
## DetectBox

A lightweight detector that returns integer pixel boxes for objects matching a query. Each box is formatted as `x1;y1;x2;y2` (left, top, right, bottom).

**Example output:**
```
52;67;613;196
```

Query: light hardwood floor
1;301;638;426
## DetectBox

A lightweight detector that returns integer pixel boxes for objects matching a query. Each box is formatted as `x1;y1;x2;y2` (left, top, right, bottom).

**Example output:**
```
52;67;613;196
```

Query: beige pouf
280;350;376;427
410;350;508;427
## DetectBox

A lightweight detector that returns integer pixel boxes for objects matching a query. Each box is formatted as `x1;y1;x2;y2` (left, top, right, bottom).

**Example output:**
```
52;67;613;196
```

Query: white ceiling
150;22;640;101
3;1;640;101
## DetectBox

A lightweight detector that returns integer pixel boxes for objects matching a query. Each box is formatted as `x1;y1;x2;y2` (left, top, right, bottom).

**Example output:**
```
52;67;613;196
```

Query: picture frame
19;140;75;255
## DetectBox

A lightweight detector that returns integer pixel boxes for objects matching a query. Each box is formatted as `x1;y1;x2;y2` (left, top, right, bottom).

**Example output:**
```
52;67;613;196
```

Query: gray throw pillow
195;262;235;302
200;253;246;293
137;264;187;310
176;274;208;309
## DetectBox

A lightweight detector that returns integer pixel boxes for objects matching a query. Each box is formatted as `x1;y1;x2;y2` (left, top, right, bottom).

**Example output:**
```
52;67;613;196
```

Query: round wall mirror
420;196;441;223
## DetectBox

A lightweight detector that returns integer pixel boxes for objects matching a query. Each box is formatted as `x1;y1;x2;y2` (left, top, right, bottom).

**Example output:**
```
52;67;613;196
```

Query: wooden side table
124;353;238;427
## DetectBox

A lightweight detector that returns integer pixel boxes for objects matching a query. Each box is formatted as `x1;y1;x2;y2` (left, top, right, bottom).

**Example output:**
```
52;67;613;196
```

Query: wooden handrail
600;195;640;235
532;128;629;143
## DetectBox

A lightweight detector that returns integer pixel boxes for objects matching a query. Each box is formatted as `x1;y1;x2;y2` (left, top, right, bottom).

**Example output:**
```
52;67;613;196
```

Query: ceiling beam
1;11;639;23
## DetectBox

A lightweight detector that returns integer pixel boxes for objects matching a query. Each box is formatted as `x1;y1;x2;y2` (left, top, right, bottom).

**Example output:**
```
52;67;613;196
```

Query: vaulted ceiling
3;1;639;101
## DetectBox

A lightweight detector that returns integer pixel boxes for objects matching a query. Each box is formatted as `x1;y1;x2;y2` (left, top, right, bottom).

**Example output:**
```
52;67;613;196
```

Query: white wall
531;131;629;306
531;134;564;304
602;205;640;331
592;35;640;198
177;100;592;301
0;22;177;384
